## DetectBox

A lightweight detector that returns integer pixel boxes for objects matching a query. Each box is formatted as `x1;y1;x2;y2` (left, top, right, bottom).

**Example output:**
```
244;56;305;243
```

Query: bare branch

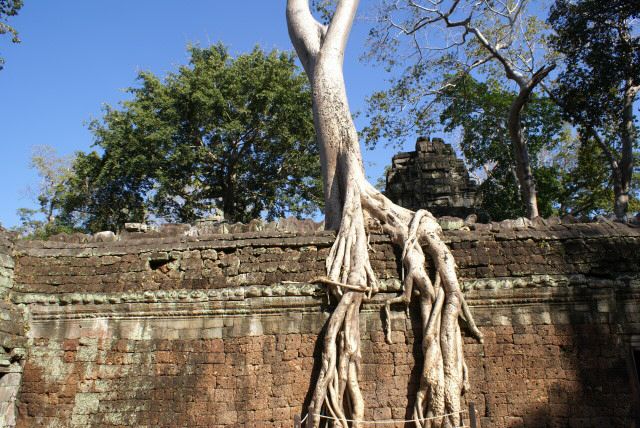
526;63;555;91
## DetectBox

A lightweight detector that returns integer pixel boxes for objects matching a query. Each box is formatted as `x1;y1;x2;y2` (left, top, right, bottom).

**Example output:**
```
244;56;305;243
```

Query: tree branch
410;0;528;86
286;0;326;74
468;25;526;86
320;0;360;62
589;128;619;173
525;63;555;93
539;81;621;175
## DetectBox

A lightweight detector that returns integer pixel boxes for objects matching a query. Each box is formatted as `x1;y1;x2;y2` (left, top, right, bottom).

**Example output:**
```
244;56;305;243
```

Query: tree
29;145;74;224
0;0;22;70
287;1;482;426
438;73;565;219
437;67;639;219
60;45;322;232
13;145;77;238
548;134;640;217
365;0;557;219
548;0;640;220
57;150;149;233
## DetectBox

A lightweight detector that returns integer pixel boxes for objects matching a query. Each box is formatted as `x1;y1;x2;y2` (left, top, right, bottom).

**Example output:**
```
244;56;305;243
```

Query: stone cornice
17;274;640;323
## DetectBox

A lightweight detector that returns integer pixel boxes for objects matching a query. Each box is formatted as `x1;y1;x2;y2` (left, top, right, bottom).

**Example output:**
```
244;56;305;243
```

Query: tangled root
307;189;482;428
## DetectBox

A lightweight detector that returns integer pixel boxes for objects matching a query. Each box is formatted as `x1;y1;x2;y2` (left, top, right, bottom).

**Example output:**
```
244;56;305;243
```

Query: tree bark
446;12;556;220
222;168;236;221
287;2;482;426
616;81;638;220
508;90;539;219
506;65;555;219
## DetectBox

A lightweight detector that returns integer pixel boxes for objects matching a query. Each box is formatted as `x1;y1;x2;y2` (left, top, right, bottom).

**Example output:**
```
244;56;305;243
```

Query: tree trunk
505;94;546;220
287;1;482;426
504;65;554;220
222;170;236;221
616;82;638;220
508;91;539;219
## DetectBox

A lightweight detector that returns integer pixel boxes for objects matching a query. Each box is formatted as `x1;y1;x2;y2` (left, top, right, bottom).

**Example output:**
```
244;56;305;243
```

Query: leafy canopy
437;73;565;219
59;44;321;232
548;0;640;130
548;0;640;216
363;0;554;150
362;0;638;219
0;0;22;70
13;145;78;239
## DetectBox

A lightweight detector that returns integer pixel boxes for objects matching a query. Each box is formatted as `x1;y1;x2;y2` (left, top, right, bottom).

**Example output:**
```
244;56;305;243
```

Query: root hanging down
382;210;483;428
307;186;483;428
286;1;482;426
307;184;371;428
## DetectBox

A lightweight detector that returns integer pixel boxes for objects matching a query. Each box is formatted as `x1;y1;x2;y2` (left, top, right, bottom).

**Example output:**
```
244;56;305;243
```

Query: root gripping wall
2;220;640;427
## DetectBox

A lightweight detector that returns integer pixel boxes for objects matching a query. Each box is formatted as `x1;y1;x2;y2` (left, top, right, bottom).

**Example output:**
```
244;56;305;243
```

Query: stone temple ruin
0;216;639;427
385;136;479;218
1;139;640;427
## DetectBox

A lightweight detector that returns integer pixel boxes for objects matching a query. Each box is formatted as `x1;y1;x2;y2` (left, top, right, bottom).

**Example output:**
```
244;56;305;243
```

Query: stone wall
5;221;640;427
0;231;14;300
0;231;26;428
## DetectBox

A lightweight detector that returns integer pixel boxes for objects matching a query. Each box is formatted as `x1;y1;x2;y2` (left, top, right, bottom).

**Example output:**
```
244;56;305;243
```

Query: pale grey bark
541;80;636;221
466;29;554;220
507;65;556;219
287;2;482;426
616;81;639;220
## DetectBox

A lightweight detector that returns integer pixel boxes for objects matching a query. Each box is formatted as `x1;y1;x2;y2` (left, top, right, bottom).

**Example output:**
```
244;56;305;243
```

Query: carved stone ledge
14;274;640;327
10;279;398;307
13;274;638;309
461;273;639;291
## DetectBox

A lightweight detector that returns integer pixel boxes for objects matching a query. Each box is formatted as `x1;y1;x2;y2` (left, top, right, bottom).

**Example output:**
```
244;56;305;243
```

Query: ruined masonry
385;136;479;218
0;218;640;427
0;232;26;428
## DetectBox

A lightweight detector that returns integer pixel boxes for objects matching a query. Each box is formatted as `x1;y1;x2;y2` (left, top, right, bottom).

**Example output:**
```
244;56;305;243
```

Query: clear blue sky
0;1;423;228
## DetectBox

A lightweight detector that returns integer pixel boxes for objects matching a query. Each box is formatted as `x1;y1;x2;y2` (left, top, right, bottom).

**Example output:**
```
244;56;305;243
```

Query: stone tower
385;136;478;217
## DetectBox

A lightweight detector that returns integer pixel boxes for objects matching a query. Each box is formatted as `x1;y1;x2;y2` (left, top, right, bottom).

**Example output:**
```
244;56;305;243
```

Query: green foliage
363;1;639;219
548;0;640;217
0;0;22;70
29;145;74;221
363;0;555;150
551;138;640;216
311;0;335;24
59;45;321;233
437;74;564;219
436;74;638;219
476;167;526;221
362;60;443;150
474;166;565;221
13;207;77;240
13;145;82;238
549;0;640;130
57;150;148;233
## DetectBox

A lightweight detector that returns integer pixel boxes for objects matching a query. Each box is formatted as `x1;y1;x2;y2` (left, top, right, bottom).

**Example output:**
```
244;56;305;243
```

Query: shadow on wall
301;317;330;422
479;308;635;426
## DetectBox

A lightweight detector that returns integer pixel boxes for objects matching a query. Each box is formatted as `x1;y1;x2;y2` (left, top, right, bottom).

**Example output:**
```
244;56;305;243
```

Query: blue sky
0;1;423;228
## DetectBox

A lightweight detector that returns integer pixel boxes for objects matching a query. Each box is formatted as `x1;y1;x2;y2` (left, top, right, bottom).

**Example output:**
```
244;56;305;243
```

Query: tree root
307;183;483;428
378;208;482;428
287;2;482;425
307;185;371;428
312;276;370;293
